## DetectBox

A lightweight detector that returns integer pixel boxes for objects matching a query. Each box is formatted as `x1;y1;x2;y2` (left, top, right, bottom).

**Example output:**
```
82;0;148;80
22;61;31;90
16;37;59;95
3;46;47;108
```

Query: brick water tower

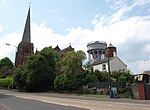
105;43;117;58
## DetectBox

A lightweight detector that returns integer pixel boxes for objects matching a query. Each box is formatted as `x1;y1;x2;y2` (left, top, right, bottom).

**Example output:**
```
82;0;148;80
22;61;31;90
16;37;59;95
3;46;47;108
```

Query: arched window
24;47;28;53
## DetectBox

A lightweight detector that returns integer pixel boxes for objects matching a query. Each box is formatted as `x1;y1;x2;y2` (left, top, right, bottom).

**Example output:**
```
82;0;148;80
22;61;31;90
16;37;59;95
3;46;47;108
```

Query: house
87;41;127;72
92;56;127;72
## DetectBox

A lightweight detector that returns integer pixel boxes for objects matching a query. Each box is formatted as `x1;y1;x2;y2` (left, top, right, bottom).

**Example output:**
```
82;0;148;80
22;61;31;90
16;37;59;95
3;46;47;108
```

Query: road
0;92;89;110
0;90;150;110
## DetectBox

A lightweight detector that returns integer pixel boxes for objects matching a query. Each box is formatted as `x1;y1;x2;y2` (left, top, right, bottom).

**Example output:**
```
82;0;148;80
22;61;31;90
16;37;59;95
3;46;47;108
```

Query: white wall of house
110;57;127;72
93;57;127;72
93;62;108;72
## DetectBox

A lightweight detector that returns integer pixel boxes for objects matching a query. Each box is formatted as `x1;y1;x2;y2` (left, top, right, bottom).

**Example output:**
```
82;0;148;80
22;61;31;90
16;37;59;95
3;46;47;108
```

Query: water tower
87;41;107;63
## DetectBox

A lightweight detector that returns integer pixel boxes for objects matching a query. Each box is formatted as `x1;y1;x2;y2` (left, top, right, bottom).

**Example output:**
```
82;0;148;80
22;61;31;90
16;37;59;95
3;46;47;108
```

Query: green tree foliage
0;57;14;78
83;61;93;72
54;74;86;92
13;66;27;91
54;50;86;92
40;47;59;73
94;70;109;82
111;71;133;82
26;54;53;92
54;75;70;91
14;47;59;92
85;72;99;83
60;50;86;75
0;57;14;69
0;77;12;88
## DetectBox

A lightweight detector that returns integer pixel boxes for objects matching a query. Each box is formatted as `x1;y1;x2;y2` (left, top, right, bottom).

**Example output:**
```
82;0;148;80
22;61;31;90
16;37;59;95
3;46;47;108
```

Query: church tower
15;7;34;67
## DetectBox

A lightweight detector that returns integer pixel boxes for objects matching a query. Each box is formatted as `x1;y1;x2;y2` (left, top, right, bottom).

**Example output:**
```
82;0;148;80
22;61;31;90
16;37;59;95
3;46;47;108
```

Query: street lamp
5;43;17;90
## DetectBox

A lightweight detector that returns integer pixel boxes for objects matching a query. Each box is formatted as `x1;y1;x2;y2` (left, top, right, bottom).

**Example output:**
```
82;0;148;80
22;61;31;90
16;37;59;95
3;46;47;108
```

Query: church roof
60;45;74;54
22;7;31;43
54;45;61;52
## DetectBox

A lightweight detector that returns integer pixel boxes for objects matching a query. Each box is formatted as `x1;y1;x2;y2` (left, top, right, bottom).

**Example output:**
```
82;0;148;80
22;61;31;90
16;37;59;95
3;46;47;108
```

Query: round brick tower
105;43;117;58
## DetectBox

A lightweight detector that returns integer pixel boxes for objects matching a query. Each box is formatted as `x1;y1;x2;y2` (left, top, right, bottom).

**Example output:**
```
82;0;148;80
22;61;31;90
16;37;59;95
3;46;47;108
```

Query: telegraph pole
106;47;112;98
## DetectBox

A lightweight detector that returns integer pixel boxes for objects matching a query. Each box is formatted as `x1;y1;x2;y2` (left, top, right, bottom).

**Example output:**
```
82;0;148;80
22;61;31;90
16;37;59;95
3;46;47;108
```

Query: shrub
0;78;12;89
118;87;132;98
54;75;70;91
54;74;85;92
13;66;27;91
85;73;99;83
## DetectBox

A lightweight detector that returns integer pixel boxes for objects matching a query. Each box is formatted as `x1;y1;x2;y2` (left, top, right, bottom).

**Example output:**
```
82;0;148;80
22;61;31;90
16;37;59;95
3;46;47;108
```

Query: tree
85;72;99;83
54;75;70;91
13;65;27;91
0;57;14;78
111;71;133;82
60;50;86;75
54;50;86;92
54;74;86;92
13;47;59;92
83;61;93;72
39;47;59;73
94;70;109;82
25;54;53;92
0;57;14;69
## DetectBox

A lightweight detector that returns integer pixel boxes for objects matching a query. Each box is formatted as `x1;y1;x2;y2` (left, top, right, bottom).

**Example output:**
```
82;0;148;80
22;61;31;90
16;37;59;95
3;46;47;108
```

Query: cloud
0;25;3;32
0;32;21;62
134;0;150;6
0;0;150;74
1;14;150;74
128;60;150;74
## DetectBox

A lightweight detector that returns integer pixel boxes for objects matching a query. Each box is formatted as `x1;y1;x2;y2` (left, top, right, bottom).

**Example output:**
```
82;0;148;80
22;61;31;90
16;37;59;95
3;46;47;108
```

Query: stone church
15;8;34;67
15;8;74;67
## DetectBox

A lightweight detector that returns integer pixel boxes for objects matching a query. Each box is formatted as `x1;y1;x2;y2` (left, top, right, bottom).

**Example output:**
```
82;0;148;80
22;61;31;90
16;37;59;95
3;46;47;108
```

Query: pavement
1;89;150;110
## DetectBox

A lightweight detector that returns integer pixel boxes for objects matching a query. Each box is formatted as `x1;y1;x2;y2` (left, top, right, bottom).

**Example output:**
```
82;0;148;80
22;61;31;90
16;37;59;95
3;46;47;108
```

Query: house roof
92;57;113;66
92;56;127;66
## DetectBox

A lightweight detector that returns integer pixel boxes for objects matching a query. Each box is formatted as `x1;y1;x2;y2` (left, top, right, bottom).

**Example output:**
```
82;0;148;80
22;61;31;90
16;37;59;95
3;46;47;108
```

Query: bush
54;74;85;92
13;66;27;91
0;78;12;89
13;54;55;92
118;87;132;98
54;75;70;91
85;73;99;83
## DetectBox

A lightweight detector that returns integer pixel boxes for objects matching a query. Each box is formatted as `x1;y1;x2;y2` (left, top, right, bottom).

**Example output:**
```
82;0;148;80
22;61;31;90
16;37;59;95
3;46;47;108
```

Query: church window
25;47;29;53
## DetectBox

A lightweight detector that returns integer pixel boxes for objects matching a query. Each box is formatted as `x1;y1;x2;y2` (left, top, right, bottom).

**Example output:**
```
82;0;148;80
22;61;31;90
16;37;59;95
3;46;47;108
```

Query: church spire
15;7;34;67
22;7;31;43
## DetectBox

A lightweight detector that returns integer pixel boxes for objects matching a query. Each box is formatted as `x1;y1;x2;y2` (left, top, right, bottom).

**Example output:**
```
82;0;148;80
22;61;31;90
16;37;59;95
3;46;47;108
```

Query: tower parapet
87;41;107;63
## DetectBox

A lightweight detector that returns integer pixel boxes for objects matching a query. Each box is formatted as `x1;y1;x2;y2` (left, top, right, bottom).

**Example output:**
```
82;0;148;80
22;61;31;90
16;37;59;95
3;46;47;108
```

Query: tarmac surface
0;89;150;110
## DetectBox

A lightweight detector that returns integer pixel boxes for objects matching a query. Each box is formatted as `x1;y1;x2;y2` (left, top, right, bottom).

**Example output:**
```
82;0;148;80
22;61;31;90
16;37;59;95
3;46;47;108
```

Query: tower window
25;48;29;53
102;64;106;70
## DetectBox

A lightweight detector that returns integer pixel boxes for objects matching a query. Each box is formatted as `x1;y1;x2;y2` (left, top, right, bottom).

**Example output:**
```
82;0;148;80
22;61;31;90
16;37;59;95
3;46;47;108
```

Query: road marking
0;103;13;110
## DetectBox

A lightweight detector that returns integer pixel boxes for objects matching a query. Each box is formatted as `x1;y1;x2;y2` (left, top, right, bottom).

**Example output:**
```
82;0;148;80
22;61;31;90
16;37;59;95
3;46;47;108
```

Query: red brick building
15;8;34;67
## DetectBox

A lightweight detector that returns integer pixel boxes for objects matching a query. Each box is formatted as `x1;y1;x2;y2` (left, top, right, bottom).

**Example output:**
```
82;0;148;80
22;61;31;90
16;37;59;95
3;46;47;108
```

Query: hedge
0;78;12;89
